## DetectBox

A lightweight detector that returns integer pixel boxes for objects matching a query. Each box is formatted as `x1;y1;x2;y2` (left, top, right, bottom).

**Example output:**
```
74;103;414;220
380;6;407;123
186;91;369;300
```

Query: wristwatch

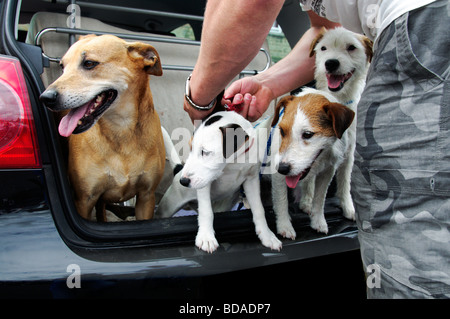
184;74;217;111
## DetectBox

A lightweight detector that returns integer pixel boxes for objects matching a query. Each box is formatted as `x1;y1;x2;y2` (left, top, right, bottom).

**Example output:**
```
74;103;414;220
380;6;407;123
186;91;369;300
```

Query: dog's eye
82;60;99;70
302;131;315;140
321;46;327;51
347;44;356;51
201;149;212;157
279;127;285;137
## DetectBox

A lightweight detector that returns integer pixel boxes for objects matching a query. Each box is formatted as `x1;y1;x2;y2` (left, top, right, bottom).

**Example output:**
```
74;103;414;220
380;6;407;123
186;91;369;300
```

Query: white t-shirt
299;0;436;41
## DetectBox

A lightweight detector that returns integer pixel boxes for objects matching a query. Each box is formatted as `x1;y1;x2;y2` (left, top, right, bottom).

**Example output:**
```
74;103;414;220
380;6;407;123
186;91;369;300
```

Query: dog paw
310;214;328;234
276;221;296;240
258;230;282;251
195;231;219;253
299;199;312;214
342;205;356;221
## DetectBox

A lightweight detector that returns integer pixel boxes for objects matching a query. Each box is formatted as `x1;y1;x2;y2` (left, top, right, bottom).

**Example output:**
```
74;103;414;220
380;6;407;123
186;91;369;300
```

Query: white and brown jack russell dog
271;27;372;238
311;27;372;225
271;88;355;237
310;27;373;109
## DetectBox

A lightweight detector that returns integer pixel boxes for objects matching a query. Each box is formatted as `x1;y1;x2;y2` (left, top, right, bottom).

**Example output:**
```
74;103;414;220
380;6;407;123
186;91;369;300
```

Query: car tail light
0;55;41;168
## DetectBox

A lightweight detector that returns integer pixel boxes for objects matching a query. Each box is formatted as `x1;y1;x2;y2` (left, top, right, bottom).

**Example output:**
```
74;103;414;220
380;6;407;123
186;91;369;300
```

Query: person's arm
224;10;341;121
184;0;285;121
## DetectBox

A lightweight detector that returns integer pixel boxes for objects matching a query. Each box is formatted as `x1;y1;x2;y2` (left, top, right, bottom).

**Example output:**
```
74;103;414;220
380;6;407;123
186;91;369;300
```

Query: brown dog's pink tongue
58;104;89;137
286;173;302;189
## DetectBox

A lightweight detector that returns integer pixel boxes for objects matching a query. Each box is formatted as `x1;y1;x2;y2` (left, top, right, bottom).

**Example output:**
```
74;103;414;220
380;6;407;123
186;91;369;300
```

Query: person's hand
222;76;275;122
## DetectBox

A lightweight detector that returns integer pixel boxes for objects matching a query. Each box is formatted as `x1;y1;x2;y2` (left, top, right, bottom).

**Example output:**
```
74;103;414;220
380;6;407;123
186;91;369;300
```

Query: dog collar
224;102;242;112
259;107;285;176
243;138;254;154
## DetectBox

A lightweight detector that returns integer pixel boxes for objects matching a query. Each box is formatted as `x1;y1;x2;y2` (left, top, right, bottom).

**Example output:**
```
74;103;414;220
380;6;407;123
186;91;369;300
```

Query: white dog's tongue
326;74;345;89
286;173;302;189
58;104;89;137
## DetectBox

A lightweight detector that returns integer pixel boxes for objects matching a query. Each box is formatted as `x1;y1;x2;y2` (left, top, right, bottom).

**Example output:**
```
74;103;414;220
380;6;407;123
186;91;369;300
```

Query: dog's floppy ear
127;42;163;76
309;27;327;57
188;135;194;150
322;103;355;139
220;124;250;159
272;95;294;127
359;35;373;63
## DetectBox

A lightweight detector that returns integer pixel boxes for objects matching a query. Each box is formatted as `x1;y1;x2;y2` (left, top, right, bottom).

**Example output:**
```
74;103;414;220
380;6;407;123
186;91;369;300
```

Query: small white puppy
179;111;281;253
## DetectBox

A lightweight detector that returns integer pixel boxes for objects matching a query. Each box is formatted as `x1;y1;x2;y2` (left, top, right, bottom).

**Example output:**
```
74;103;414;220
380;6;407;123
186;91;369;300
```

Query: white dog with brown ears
311;26;373;108
272;27;372;238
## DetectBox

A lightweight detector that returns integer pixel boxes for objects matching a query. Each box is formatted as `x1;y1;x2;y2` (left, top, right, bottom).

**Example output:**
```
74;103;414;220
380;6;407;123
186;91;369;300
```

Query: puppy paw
299;199;312;214
310;214;328;234
195;231;219;253
258;230;282;251
342;204;356;221
276;221;296;240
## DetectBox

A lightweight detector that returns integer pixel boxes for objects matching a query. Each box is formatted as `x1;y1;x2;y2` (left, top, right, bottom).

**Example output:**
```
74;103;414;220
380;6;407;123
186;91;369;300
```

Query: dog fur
157;111;281;253
271;88;355;236
271;27;372;237
310;27;372;227
40;34;165;221
310;27;373;106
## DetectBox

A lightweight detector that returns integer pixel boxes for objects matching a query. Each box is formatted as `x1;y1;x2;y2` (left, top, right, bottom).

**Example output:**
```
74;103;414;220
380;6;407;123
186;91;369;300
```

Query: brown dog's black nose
277;162;291;175
325;59;340;73
179;177;191;187
39;89;59;109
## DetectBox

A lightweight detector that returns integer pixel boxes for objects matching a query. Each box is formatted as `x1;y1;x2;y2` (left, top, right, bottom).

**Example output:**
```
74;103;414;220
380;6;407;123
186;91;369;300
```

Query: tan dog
40;34;165;221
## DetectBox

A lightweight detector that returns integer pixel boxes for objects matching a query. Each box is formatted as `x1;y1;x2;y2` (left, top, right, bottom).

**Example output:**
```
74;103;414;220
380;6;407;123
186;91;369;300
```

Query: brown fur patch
359;34;373;63
309;27;328;57
275;93;354;153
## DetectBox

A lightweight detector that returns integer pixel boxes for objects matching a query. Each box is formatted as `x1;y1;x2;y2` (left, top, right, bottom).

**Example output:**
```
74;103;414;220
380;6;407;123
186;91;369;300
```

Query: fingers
224;93;244;106
238;93;253;110
222;93;261;122
223;80;244;101
221;77;267;121
222;93;251;110
247;96;263;122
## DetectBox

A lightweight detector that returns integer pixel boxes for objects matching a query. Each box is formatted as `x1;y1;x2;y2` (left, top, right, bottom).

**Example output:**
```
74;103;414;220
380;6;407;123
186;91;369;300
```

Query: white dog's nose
277;162;291;175
325;59;340;73
180;176;191;187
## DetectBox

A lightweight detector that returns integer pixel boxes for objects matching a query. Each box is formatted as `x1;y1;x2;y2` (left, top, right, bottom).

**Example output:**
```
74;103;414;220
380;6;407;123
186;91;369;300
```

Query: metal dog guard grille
67;0;271;74
34;27;271;75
